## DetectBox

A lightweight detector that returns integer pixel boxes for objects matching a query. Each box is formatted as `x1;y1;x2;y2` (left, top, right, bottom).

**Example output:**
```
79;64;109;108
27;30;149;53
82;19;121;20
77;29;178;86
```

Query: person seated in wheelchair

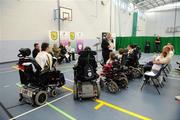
18;43;65;88
176;61;180;71
101;52;119;75
104;52;116;70
116;48;125;62
35;42;65;87
126;45;140;67
73;47;98;83
35;43;53;71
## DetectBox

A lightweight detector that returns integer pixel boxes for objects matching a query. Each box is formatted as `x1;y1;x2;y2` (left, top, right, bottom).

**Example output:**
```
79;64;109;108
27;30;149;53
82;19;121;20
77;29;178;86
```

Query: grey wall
0;0;111;63
0;2;2;40
145;9;180;36
0;0;147;63
0;0;57;63
0;40;48;63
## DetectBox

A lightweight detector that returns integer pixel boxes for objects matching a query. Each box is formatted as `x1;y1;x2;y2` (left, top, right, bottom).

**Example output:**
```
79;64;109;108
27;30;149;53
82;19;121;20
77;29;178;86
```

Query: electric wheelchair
17;48;65;106
73;49;100;100
100;60;128;93
122;46;143;80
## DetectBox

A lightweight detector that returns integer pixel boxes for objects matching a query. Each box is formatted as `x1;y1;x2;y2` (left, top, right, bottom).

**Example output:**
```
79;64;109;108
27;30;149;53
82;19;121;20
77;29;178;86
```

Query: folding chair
162;64;168;77
141;66;165;95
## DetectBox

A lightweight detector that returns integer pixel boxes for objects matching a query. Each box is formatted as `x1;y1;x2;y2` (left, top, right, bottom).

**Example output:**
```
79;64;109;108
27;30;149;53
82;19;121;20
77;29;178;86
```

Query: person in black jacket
58;43;69;64
74;46;98;82
155;35;161;53
32;43;40;58
101;33;113;64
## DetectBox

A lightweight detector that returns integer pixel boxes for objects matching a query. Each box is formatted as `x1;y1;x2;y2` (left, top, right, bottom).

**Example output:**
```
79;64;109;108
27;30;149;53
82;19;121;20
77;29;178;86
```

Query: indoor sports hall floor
0;53;180;120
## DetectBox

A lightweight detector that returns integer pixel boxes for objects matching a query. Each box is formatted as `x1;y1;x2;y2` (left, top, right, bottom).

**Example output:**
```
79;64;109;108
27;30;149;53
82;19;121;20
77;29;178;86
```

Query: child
116;48;124;62
101;52;116;76
106;52;116;65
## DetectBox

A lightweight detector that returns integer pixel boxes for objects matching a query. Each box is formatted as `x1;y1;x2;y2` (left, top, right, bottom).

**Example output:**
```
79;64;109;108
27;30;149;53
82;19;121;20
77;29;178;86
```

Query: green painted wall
116;36;180;55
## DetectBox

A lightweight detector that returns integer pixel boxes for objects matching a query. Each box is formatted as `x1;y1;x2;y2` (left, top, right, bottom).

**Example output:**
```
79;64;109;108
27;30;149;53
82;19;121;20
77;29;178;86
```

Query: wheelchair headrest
79;50;97;56
18;48;31;57
19;57;42;72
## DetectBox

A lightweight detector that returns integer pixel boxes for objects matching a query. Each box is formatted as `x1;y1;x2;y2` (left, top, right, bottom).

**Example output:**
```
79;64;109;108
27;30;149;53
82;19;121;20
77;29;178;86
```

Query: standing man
32;43;40;58
155;35;161;53
101;33;113;64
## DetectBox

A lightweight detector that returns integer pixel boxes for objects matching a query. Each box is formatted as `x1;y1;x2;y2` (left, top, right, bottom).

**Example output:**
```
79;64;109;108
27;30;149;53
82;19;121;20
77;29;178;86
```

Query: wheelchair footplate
19;86;34;98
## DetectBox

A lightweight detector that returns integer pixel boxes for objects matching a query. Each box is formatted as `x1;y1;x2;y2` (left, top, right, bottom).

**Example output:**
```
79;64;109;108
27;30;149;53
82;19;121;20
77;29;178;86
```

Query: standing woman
101;33;113;64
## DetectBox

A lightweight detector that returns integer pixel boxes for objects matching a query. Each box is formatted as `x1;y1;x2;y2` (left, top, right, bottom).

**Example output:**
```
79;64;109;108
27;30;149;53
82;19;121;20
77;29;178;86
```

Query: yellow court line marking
62;86;74;93
12;65;18;70
94;103;104;110
95;99;151;120
62;86;152;120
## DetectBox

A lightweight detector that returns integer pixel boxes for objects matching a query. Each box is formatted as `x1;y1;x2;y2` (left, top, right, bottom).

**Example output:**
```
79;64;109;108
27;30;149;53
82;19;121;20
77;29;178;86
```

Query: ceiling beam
155;0;160;6
136;0;168;9
162;0;166;5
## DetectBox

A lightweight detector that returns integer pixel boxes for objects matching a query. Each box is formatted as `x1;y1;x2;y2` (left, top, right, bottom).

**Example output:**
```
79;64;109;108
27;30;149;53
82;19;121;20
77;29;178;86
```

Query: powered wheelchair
73;50;100;100
99;59;128;93
121;46;143;80
17;48;65;106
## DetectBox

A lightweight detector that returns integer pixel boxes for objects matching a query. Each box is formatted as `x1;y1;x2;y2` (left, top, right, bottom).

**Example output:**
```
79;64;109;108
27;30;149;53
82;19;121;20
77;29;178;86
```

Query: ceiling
130;0;180;10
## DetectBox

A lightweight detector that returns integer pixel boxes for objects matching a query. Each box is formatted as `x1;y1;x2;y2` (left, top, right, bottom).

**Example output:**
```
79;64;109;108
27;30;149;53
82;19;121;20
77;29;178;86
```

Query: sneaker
175;95;180;101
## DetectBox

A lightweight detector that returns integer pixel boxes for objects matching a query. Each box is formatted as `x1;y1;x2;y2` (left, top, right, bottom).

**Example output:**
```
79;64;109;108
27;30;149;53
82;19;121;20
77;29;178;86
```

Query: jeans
155;44;160;53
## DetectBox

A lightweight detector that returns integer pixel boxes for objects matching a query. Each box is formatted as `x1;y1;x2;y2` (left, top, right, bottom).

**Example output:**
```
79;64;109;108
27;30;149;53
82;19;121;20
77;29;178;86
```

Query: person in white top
116;48;124;62
66;41;72;53
127;45;134;55
35;43;53;71
65;41;73;61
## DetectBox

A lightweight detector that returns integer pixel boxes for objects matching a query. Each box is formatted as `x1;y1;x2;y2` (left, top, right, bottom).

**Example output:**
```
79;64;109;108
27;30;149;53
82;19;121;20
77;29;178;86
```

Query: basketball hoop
62;17;68;21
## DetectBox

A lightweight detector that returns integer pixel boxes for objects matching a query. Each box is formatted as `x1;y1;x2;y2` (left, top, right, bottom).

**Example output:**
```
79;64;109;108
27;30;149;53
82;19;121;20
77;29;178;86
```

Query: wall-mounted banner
76;32;84;53
49;30;59;45
60;31;70;46
70;32;75;40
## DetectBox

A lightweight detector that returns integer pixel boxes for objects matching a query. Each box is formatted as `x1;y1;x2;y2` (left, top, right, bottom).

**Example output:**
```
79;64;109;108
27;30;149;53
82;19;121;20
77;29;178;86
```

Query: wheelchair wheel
132;68;143;78
50;89;57;97
34;91;48;106
117;77;128;89
107;81;119;93
73;83;78;100
119;73;127;78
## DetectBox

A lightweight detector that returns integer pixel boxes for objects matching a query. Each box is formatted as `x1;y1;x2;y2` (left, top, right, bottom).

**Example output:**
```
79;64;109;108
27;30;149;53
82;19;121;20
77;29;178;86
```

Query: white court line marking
9;93;72;120
65;78;74;83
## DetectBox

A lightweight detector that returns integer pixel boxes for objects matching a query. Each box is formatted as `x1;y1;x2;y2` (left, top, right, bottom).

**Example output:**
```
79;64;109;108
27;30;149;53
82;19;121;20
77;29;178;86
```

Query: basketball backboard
60;7;72;21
